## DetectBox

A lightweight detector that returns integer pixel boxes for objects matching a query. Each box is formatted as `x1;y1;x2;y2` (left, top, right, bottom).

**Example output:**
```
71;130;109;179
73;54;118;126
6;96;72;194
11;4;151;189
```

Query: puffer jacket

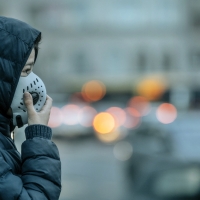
0;16;61;199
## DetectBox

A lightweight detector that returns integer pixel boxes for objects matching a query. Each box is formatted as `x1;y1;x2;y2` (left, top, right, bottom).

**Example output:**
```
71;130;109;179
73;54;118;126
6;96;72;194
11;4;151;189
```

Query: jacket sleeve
0;125;61;200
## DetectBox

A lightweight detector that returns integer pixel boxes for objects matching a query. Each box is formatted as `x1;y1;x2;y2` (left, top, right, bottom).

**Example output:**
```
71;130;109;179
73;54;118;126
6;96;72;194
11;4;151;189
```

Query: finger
23;92;35;115
40;95;53;112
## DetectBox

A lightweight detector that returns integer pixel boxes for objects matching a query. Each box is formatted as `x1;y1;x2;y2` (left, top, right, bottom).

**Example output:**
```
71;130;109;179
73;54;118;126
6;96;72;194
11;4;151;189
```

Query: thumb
23;92;35;115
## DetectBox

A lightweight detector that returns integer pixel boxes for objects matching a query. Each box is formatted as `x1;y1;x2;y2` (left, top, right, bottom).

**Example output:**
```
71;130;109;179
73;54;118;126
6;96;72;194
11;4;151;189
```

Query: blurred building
1;0;200;108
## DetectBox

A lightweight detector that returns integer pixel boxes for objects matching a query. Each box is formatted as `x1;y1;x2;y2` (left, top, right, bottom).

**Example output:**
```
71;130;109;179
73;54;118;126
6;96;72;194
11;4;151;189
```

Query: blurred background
2;0;200;199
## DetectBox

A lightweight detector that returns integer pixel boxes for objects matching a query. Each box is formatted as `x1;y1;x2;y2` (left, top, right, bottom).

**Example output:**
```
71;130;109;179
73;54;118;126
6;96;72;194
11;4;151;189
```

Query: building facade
1;0;200;107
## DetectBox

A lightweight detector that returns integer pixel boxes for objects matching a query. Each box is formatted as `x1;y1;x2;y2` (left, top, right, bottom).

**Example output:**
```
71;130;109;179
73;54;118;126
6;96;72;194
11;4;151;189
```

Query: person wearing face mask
0;16;61;199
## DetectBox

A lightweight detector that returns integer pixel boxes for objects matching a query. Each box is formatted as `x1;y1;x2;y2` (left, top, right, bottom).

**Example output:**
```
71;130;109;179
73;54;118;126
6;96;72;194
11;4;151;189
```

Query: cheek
21;72;27;77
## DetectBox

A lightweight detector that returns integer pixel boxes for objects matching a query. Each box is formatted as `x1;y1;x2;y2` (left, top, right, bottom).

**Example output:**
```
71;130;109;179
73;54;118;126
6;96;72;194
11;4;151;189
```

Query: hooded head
0;16;41;137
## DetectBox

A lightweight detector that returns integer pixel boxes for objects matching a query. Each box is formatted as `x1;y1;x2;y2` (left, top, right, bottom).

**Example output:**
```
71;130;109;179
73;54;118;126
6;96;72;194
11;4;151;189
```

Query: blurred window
162;53;172;71
191;90;200;109
190;50;200;69
28;0;186;32
0;5;6;16
170;87;190;110
190;10;200;29
160;90;170;102
105;49;124;75
137;52;147;72
72;51;89;74
103;92;132;103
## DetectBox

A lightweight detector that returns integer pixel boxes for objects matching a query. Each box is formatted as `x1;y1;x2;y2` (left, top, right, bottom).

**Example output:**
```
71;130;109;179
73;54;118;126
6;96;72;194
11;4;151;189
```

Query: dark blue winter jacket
0;16;61;199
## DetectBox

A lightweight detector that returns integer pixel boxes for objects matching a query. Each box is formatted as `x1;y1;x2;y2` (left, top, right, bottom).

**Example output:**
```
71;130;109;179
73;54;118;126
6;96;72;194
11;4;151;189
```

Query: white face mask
10;72;47;127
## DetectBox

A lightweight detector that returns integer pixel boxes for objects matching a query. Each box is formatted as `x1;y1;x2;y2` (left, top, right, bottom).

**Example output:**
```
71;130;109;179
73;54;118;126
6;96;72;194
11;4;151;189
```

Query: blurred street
57;136;129;200
15;131;133;200
14;109;200;200
56;110;200;200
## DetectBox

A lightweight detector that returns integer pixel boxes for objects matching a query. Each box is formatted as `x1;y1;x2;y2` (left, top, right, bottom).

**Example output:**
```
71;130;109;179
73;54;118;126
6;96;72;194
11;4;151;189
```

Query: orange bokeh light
128;96;151;116
48;107;63;128
106;107;126;127
123;107;141;129
82;80;106;102
62;104;80;125
136;78;166;101
156;103;177;124
93;112;116;134
78;106;97;127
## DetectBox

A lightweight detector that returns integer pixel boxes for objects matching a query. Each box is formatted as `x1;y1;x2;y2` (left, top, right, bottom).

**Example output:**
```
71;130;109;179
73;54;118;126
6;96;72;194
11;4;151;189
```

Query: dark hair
34;33;41;62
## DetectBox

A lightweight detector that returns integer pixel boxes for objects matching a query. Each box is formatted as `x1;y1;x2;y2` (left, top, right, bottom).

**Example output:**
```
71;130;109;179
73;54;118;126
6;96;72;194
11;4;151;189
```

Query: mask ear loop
12;131;15;143
10;123;15;142
9;115;16;142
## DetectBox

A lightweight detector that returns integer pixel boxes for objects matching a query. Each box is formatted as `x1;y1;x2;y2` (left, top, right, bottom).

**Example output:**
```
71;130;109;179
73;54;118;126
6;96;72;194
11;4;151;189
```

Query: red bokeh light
123;107;141;129
106;107;126;127
128;96;151;116
156;103;177;124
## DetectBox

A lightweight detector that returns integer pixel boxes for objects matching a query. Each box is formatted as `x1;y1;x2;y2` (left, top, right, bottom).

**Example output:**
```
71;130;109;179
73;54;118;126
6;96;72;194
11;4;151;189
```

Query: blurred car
125;123;200;200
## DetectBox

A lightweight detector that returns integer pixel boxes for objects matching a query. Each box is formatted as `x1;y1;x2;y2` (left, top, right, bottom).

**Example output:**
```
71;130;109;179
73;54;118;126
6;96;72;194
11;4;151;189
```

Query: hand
23;92;52;126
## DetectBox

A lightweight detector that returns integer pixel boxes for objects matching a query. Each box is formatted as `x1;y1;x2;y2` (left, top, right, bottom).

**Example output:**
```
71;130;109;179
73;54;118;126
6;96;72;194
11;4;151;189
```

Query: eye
22;69;30;75
25;69;31;74
21;63;34;77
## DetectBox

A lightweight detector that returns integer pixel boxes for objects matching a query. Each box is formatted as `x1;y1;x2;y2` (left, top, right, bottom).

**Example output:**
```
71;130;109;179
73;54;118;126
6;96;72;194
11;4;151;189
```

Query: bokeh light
62;104;80;125
136;78;166;101
113;141;133;161
106;107;126;127
48;107;63;128
95;129;121;143
128;96;151;116
93;112;116;134
82;80;106;102
123;107;141;129
156;103;177;124
78;106;97;127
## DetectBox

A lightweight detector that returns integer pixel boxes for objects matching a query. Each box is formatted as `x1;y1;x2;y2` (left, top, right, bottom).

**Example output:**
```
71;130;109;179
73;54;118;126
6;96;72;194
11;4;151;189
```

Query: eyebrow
25;61;34;66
